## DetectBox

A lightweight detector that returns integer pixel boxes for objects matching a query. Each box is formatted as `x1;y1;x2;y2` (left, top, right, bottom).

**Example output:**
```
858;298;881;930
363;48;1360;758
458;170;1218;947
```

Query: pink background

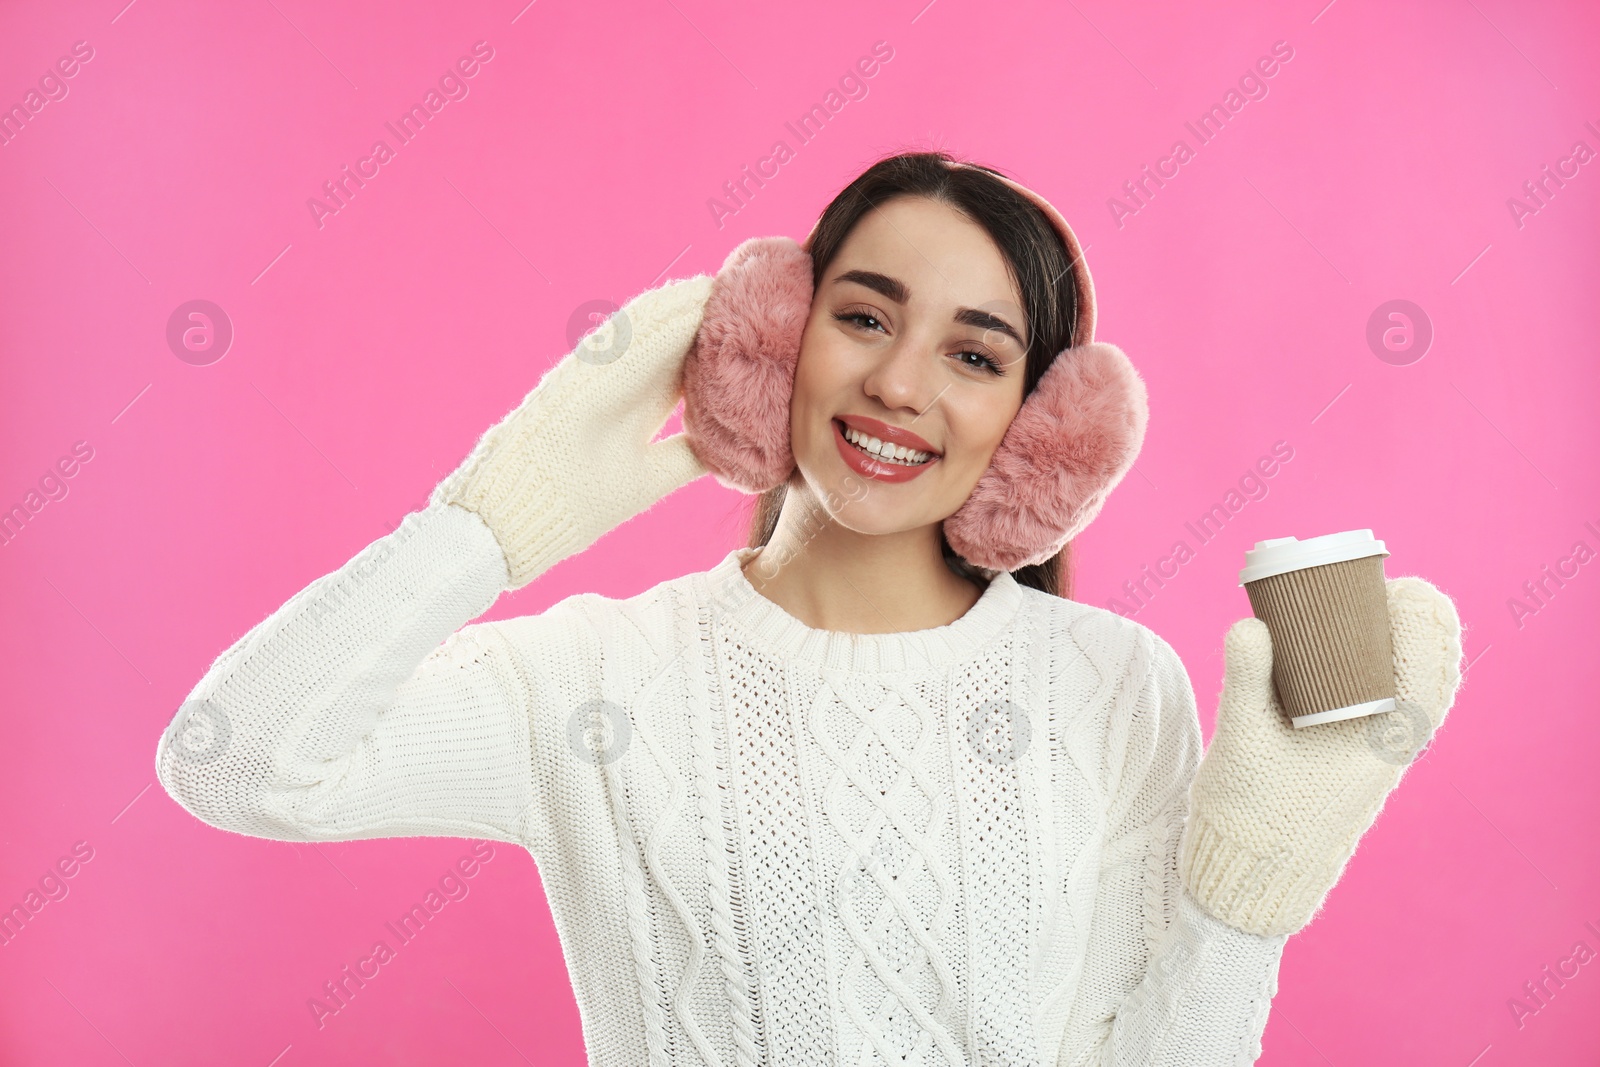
2;0;1597;1063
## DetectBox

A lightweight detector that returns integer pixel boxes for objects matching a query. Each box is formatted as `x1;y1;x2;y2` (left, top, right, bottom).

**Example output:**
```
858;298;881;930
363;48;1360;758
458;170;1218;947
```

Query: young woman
157;151;1463;1065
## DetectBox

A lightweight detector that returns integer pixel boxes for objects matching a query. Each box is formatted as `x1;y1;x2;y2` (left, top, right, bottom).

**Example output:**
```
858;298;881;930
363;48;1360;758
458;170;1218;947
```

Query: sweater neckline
698;546;1026;673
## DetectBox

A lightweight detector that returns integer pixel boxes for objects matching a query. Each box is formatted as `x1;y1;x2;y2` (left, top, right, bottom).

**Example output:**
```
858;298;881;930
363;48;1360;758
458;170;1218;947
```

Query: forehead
829;196;1024;320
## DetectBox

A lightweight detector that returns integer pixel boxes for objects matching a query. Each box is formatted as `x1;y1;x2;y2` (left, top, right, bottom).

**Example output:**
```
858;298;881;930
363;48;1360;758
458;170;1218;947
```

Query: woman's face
789;195;1030;537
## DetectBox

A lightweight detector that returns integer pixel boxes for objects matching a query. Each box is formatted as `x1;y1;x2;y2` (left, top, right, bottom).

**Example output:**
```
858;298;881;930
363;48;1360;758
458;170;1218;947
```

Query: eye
834;310;885;333
953;349;1004;375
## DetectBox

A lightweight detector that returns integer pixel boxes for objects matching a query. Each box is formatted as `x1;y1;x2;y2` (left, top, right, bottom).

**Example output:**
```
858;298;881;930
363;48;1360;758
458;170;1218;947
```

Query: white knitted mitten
429;274;715;589
1178;576;1465;937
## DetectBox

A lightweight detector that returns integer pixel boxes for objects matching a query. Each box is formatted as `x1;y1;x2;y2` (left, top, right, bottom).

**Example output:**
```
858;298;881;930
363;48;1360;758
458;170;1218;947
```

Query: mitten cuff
446;486;587;590
1178;810;1338;938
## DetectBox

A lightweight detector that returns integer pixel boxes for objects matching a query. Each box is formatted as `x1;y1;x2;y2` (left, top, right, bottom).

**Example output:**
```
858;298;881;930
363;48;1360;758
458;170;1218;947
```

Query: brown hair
747;150;1085;598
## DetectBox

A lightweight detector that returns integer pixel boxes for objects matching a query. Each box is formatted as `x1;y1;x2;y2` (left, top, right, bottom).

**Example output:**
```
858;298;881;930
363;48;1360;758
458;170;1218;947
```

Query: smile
830;416;941;483
841;424;934;466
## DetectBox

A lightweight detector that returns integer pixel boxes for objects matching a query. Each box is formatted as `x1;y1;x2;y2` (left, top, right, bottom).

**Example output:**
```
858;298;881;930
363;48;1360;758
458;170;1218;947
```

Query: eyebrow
832;269;1027;349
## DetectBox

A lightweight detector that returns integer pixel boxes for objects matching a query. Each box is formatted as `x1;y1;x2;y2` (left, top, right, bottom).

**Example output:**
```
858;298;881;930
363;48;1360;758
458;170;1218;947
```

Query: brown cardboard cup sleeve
1240;530;1396;729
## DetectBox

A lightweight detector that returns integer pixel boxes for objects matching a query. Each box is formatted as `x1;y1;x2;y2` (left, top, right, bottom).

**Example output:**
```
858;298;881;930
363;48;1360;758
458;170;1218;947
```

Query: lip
835;413;940;456
831;418;940;483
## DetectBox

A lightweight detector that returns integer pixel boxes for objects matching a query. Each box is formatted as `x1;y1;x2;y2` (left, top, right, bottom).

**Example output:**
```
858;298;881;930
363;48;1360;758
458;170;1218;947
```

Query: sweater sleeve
1057;631;1289;1067
155;501;537;846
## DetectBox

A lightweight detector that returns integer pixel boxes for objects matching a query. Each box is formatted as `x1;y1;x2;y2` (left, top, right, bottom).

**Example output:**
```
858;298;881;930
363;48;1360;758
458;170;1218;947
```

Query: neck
743;481;986;634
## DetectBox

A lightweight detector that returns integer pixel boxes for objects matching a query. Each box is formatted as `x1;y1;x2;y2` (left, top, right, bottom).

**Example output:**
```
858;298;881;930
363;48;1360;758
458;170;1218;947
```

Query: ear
681;236;814;493
944;341;1149;572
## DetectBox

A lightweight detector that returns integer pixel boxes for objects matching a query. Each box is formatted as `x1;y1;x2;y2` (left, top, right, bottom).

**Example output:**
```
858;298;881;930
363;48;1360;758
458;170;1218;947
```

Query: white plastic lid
1239;529;1389;586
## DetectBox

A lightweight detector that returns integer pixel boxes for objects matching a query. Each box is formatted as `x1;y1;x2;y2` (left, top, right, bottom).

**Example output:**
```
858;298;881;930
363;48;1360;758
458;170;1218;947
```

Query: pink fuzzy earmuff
680;162;1148;573
680;236;814;494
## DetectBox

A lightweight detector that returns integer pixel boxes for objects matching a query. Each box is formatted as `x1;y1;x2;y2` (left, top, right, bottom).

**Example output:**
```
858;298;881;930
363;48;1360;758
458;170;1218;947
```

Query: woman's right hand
430;273;716;589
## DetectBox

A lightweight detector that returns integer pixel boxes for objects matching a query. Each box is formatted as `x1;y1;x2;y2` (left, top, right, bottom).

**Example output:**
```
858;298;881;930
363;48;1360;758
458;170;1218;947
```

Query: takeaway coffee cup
1239;530;1396;729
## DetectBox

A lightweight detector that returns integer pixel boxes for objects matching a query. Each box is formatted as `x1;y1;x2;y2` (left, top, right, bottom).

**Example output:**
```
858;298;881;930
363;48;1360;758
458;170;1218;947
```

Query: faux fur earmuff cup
681;236;814;493
943;342;1148;571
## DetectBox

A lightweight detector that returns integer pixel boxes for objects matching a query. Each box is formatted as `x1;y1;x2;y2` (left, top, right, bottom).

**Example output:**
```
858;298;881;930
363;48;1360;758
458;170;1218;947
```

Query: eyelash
833;310;1005;375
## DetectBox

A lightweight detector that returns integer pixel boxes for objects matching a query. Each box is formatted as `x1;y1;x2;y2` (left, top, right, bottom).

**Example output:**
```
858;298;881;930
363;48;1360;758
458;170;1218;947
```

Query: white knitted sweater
157;501;1288;1066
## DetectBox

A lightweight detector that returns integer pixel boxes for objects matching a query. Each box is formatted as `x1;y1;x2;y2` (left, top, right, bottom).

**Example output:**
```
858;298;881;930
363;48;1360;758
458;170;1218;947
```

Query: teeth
842;424;932;466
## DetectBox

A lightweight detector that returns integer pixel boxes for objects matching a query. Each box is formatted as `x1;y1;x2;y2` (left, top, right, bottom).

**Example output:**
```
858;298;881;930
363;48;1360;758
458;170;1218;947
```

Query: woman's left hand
1176;576;1466;937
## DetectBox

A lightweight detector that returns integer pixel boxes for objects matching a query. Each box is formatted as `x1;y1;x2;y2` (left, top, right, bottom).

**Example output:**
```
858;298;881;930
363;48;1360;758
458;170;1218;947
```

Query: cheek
946;394;1023;475
787;351;824;471
790;327;848;431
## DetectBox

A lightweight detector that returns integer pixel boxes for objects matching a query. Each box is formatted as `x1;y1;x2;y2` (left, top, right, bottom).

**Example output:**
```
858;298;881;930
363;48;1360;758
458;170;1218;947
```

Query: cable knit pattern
157;501;1289;1065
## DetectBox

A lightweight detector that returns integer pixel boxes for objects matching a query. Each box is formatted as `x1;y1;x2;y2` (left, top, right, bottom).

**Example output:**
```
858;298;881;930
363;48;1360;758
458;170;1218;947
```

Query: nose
861;332;938;417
